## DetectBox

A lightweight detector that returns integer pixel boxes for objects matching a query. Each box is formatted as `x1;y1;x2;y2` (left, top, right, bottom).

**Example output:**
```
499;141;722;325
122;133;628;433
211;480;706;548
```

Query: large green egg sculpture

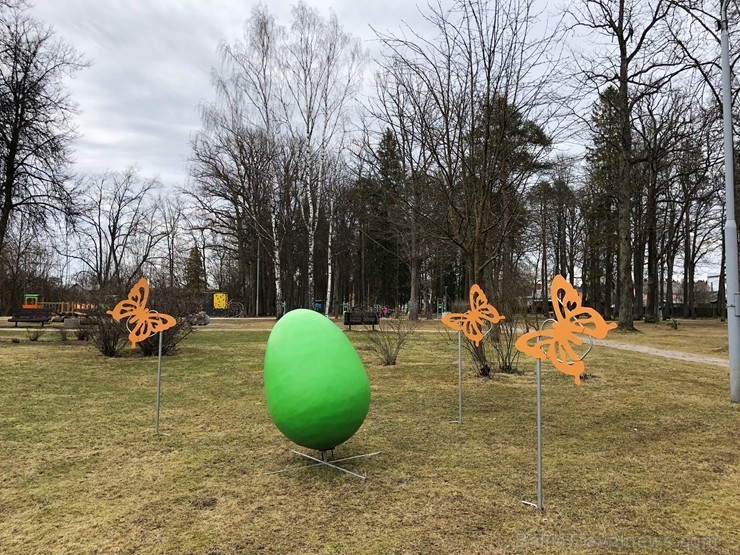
263;309;371;451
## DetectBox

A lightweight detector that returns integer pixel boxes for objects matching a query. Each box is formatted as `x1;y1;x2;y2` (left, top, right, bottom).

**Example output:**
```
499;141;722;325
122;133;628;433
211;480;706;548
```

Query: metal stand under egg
266;449;381;480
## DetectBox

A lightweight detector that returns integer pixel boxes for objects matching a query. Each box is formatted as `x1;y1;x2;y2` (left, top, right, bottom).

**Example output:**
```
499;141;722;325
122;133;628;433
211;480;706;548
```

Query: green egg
263;309;371;451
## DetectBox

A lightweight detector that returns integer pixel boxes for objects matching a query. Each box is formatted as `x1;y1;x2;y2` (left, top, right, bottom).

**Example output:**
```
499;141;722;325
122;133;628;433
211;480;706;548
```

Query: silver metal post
458;330;463;423
155;331;163;433
523;358;544;512
536;358;543;511
721;0;740;403
256;240;260;317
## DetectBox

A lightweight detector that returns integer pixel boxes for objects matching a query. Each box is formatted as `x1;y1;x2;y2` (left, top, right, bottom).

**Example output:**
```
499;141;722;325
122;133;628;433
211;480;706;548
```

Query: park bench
8;307;53;327
343;310;379;330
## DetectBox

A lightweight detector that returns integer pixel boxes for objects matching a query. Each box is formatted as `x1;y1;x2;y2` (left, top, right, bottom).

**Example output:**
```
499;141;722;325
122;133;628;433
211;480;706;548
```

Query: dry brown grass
0;319;738;553
604;318;729;357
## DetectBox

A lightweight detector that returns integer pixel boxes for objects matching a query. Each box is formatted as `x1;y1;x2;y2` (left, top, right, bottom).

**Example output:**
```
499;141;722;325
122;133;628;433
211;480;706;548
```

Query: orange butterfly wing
469;285;505;327
515;326;586;384
127;311;177;348
106;277;176;348
551;275;616;339
441;312;485;346
442;284;504;346
516;275;615;384
107;277;149;321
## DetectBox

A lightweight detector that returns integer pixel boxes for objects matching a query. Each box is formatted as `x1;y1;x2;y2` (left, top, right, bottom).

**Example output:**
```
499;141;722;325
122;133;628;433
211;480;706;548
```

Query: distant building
67;283;92;302
708;274;721;293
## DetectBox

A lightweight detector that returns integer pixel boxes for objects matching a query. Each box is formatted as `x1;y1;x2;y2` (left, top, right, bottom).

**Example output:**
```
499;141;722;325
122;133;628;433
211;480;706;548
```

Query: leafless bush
467;341;493;377
58;328;69;342
26;329;44;342
364;317;419;366
88;285;201;357
137;323;193;356
484;296;531;375
447;283;530;377
136;286;200;356
88;309;129;357
485;312;522;374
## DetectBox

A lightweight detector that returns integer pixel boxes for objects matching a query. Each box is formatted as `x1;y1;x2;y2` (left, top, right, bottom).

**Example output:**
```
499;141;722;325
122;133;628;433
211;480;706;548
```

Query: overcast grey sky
30;0;424;187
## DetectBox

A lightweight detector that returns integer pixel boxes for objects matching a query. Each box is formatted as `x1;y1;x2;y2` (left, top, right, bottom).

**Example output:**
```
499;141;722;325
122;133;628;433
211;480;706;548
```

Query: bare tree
212;5;291;317
632;88;698;320
282;2;365;308
367;75;432;320
196;4;364;316
373;0;559;289
0;2;86;255
667;1;740;113
189;105;273;302
666;1;740;317
0;210;56;310
569;0;685;330
371;0;561;326
69;168;165;290
159;194;187;288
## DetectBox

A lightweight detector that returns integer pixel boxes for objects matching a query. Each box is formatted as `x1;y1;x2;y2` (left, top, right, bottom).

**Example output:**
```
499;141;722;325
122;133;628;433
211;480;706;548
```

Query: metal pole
721;0;740;403
155;331;163;433
256;240;260;317
458;330;463;423
536;358;543;511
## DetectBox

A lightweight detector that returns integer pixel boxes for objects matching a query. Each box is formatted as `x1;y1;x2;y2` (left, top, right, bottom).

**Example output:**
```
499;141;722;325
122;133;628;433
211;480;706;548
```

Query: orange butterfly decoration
107;277;177;348
441;284;505;346
515;275;616;384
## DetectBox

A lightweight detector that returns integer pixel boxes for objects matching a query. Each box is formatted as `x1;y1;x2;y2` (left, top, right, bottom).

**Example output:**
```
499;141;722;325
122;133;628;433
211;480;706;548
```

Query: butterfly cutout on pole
441;284;504;424
441;284;504;346
107;277;177;434
515;275;616;384
516;275;615;512
107;277;177;348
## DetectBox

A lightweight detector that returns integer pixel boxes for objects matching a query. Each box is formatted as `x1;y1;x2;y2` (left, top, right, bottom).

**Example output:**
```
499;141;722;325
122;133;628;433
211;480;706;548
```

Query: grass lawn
602;318;729;357
0;318;738;554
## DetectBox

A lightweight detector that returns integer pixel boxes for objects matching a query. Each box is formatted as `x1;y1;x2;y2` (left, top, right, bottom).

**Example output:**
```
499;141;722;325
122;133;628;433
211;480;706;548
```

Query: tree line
0;0;737;330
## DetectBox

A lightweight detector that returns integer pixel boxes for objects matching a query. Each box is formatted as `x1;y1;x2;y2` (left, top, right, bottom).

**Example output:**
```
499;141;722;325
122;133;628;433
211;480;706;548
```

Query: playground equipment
13;293;95;322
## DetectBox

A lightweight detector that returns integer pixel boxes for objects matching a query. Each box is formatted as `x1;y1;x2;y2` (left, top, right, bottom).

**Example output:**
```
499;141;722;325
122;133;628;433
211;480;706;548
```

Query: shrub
485;312;523;375
136;286;201;357
26;329;45;342
137;323;192;356
88;309;129;357
87;284;201;357
446;282;529;377
363;316;419;365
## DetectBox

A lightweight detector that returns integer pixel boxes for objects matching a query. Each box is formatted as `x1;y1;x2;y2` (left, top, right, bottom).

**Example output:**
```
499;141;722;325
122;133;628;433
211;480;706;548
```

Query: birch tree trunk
324;197;334;316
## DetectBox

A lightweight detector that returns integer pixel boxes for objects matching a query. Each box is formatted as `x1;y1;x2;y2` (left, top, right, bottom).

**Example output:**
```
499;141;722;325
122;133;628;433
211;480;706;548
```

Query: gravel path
593;339;727;367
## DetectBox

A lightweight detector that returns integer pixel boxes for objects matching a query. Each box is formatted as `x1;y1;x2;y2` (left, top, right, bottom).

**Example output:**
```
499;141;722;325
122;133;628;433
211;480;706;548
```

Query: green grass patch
0;323;738;554
606;318;729;357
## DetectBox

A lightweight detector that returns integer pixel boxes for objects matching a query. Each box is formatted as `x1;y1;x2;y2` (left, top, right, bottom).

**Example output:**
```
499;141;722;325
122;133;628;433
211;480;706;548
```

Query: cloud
30;0;425;187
